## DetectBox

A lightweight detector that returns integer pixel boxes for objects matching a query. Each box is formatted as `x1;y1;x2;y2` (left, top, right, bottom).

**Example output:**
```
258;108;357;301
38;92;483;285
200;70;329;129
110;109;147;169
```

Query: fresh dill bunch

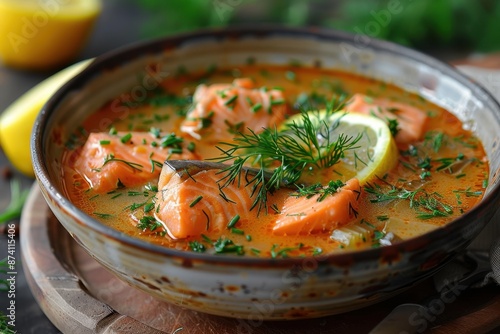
214;96;361;213
0;311;16;334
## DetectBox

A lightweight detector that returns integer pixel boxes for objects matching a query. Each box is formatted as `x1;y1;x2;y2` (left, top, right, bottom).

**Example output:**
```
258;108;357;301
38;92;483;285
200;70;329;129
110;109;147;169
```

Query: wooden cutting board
20;184;500;334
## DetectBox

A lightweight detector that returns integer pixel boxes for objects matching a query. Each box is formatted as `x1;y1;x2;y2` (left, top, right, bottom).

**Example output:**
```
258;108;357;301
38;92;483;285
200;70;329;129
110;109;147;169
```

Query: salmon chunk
273;178;361;235
155;162;257;239
345;94;428;144
180;78;287;142
73;132;196;193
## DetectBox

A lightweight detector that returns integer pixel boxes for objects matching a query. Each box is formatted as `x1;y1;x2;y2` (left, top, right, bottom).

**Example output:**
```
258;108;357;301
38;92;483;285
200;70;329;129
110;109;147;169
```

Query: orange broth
61;64;488;257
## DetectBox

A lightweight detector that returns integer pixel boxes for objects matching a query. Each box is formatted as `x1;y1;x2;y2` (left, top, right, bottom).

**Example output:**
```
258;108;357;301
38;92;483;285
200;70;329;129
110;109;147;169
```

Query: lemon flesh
0;59;92;176
281;111;399;185
0;0;101;69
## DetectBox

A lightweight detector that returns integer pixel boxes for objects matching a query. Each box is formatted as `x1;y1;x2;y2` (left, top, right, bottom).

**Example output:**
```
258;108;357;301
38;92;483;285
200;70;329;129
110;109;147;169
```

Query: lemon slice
0;59;92;176
0;0;101;69
282;111;398;185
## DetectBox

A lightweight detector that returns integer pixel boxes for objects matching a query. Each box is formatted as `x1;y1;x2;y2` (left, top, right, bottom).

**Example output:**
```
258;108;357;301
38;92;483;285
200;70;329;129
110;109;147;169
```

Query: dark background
1;1;499;333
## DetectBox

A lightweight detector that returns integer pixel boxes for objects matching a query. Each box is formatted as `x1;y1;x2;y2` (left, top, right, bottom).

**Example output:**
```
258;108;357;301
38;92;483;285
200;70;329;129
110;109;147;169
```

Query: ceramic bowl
32;27;500;320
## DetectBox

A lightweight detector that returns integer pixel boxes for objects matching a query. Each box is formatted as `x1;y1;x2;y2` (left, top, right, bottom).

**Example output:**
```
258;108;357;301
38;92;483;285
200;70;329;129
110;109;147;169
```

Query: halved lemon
281;111;399;185
0;59;92;176
0;0;101;69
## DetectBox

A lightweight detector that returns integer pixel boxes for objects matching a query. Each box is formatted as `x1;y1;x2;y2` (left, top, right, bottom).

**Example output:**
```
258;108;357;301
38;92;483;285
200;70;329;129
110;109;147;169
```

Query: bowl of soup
32;27;500;320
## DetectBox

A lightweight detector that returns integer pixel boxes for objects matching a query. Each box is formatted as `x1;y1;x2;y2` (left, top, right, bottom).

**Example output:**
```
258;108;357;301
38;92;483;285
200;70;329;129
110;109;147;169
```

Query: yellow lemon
281;111;398;185
0;0;101;70
0;58;92;176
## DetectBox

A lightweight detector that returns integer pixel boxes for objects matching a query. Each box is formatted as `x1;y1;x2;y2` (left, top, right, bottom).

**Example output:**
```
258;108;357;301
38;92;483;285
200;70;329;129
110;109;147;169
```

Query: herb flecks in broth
62;65;488;257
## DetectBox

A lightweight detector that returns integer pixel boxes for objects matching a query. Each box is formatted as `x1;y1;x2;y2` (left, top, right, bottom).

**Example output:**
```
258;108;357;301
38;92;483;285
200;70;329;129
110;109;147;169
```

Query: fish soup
62;64;488;257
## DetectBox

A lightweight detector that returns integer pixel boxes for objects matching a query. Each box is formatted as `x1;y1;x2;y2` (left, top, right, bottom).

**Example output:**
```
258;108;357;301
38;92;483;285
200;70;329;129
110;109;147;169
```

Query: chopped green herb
373;230;385;240
189;195;203;207
270;99;285;106
270;243;303;258
313;247;323;256
120;133;132;143
251;248;261;255
420;171;431;179
224;95;238;108
144;203;155;213
160;133;183;148
227;214;240;229
251;102;262;113
483;178;489;188
387;118;399;137
224;120;245;134
200;111;215;129
99;140;111;145
361;219;376;229
187;142;196;152
150;127;161;138
453;188;482;197
189;241;206;253
168;147;183;154
213;237;244;255
231;228;244;235
94;212;113;219
137;215;162;231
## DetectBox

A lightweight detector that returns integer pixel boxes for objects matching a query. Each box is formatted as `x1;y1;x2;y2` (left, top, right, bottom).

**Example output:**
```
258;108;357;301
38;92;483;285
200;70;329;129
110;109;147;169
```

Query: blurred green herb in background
130;0;500;53
1;258;15;334
0;311;15;334
0;179;29;224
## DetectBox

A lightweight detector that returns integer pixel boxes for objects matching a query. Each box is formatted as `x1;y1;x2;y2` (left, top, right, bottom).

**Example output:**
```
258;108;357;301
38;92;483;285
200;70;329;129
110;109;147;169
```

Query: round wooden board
20;184;500;333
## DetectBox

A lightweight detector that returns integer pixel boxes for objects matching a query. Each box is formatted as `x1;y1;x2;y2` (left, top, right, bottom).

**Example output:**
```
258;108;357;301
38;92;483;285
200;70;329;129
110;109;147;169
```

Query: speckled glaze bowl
32;27;500;320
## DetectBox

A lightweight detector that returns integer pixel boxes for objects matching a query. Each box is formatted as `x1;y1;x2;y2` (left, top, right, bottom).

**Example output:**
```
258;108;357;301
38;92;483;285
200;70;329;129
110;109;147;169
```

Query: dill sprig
214;97;361;212
93;153;143;172
293;180;345;202
365;179;453;219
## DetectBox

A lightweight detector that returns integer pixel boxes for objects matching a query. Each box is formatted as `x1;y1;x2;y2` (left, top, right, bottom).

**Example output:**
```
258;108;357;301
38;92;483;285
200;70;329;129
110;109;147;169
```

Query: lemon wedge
0;59;92;176
0;0;101;69
282;111;399;185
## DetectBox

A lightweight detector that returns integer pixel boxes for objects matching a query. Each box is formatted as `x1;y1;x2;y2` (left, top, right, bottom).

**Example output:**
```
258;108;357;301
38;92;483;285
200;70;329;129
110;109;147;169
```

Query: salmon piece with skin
155;164;258;239
72;132;196;193
273;178;361;235
180;78;287;142
345;94;428;144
